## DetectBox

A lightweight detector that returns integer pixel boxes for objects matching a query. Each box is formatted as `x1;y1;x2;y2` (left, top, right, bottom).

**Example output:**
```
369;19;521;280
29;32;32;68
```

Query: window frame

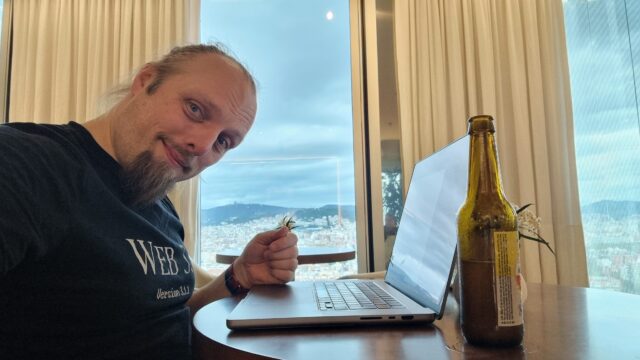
0;0;12;124
563;0;640;294
194;0;382;275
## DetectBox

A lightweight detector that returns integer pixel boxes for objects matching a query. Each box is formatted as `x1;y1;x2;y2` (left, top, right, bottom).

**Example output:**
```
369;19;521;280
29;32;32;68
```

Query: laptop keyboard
314;281;406;311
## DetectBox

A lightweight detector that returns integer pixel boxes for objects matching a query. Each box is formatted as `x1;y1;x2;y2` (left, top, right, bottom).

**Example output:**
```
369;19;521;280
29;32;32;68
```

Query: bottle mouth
467;115;495;133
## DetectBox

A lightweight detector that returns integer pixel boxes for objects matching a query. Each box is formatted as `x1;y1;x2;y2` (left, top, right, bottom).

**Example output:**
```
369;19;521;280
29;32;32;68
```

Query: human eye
185;100;203;120
214;135;231;152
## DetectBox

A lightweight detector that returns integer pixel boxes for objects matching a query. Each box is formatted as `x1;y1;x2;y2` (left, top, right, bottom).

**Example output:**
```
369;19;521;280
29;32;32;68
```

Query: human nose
186;129;218;157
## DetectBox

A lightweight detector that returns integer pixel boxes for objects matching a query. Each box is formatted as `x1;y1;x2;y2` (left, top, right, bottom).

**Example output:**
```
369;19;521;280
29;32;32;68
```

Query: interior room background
1;0;637;294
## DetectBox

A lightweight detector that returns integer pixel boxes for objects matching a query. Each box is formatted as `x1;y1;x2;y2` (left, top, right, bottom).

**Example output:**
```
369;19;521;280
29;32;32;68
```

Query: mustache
159;134;194;173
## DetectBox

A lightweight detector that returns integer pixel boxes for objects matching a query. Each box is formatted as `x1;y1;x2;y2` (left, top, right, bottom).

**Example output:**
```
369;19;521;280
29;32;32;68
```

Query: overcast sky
195;0;640;210
564;0;640;206
199;0;355;209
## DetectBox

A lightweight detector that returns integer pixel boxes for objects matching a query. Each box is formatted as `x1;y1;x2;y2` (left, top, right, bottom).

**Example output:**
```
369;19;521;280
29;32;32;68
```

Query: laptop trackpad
233;282;317;317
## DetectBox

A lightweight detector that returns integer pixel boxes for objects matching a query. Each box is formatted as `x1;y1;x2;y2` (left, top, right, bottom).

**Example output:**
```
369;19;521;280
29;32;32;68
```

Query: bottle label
492;230;523;327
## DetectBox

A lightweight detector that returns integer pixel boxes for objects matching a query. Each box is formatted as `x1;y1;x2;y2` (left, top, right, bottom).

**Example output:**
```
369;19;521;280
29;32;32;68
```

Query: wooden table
193;283;640;359
215;247;356;265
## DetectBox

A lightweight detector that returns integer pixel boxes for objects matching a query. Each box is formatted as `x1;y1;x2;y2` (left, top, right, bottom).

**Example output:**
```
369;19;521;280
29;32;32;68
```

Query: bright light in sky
326;10;334;21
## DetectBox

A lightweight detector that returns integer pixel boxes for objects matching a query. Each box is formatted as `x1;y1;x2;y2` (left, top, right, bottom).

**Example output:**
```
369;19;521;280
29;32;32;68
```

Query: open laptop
226;135;470;330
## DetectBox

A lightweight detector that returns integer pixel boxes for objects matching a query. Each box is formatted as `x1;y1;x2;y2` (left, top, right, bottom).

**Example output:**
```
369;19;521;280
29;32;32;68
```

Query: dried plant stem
519;232;556;256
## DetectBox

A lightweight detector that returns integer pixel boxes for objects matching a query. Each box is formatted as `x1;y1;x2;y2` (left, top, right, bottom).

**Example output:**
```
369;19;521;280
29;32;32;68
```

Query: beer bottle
456;115;523;346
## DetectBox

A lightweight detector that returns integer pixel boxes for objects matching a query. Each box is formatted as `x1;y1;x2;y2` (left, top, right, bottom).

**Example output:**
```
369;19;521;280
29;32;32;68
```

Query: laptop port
401;315;414;320
360;316;382;320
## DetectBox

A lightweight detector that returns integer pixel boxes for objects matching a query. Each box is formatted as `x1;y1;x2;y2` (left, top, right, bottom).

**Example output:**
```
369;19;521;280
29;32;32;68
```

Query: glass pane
199;0;358;280
376;0;403;267
563;0;640;294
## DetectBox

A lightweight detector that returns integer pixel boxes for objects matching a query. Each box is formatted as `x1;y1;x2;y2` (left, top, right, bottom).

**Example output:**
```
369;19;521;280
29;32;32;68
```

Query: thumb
253;226;289;246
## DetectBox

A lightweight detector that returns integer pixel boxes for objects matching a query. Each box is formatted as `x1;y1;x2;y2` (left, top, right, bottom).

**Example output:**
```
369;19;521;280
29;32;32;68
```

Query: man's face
113;54;257;205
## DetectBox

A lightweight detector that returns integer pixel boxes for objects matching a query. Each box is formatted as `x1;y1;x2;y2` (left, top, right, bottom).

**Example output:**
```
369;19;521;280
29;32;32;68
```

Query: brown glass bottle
456;115;523;346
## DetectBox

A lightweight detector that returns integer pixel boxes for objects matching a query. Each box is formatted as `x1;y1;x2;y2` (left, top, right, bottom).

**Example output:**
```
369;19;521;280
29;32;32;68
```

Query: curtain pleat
9;0;199;123
395;0;589;287
8;0;201;255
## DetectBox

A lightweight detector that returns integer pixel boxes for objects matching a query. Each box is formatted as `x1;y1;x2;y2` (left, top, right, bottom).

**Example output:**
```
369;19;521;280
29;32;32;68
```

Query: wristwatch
224;263;249;296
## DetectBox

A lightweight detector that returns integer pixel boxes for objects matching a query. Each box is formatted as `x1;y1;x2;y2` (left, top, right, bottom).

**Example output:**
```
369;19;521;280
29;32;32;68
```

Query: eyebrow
202;98;222;120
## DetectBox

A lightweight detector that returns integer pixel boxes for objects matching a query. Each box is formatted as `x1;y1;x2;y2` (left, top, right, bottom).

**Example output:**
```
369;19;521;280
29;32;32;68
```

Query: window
198;0;360;280
563;0;640;294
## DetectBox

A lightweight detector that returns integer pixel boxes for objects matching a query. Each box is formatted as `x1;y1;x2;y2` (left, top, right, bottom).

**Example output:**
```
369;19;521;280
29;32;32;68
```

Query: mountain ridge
201;203;356;226
201;200;639;226
581;200;640;220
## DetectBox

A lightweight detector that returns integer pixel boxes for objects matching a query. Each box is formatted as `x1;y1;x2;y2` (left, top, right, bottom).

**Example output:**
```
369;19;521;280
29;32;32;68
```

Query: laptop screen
385;135;469;317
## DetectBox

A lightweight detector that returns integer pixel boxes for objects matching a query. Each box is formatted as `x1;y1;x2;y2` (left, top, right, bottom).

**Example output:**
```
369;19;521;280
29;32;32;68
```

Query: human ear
130;63;157;94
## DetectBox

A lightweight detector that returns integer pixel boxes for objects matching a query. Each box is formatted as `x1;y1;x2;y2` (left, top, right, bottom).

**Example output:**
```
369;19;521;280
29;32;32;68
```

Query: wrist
224;262;249;296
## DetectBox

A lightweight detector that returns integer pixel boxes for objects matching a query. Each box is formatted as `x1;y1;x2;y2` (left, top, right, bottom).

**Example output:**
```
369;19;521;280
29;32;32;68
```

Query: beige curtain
8;0;201;254
395;0;589;287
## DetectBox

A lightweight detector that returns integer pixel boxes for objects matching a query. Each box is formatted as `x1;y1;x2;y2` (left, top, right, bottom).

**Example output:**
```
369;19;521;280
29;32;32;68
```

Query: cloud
200;156;356;209
198;0;357;210
564;1;640;206
573;128;640;205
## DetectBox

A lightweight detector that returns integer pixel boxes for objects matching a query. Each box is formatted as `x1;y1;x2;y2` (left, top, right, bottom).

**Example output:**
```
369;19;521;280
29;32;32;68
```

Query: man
0;44;298;359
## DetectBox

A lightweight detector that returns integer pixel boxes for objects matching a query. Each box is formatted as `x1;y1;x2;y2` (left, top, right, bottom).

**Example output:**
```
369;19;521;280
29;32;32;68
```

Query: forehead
173;53;253;92
170;53;257;124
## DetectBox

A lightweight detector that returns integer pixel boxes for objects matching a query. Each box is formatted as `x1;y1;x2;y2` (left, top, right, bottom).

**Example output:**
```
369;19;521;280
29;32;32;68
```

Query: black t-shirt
0;122;195;359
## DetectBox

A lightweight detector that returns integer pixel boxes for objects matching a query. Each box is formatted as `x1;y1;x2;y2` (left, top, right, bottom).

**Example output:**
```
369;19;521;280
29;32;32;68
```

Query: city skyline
196;0;640;296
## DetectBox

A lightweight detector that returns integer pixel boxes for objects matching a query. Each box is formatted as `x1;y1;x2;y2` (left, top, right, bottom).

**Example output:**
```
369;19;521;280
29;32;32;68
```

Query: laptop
226;135;470;330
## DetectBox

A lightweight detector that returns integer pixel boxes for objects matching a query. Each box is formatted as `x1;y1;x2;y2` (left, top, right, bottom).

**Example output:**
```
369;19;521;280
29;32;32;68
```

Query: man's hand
233;226;298;289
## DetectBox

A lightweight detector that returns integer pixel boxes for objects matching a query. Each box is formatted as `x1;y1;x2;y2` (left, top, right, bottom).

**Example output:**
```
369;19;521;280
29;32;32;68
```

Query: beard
119;151;177;207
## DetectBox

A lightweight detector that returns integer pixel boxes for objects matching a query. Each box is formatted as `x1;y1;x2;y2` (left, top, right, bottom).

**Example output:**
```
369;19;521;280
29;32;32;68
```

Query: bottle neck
466;130;507;201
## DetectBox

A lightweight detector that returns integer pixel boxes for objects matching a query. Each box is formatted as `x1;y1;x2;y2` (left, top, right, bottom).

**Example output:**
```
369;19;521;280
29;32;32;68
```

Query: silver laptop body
227;135;470;329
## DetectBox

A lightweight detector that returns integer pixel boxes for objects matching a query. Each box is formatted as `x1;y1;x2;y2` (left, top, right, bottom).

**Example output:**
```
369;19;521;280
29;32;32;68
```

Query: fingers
270;269;296;283
267;246;298;262
242;229;299;285
252;226;289;246
267;231;298;253
269;258;298;270
267;245;298;283
266;234;298;258
245;257;298;286
268;259;298;282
